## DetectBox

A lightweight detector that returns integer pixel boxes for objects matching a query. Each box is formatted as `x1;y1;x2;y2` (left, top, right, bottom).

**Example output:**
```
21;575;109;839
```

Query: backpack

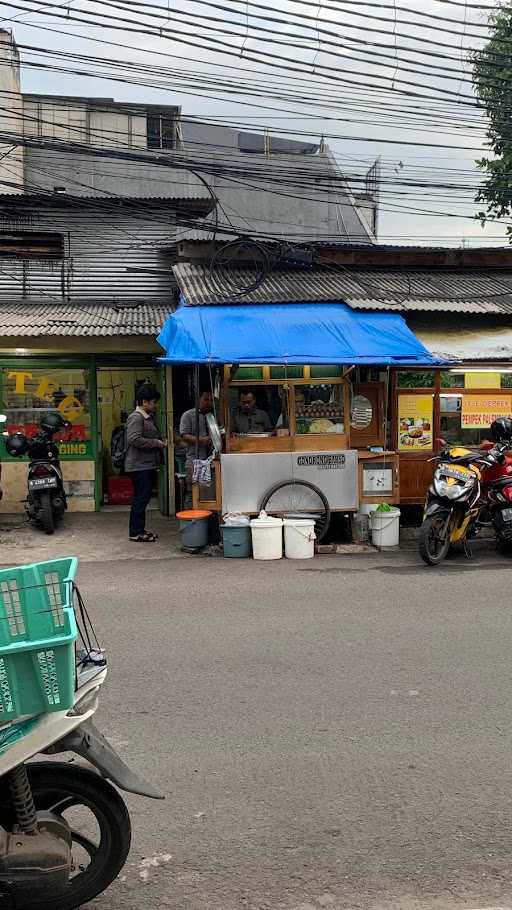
111;424;127;471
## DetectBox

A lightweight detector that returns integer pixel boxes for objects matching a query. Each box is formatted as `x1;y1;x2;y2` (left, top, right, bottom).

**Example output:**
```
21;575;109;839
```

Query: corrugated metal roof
0;192;213;212
0;300;172;336
173;262;512;314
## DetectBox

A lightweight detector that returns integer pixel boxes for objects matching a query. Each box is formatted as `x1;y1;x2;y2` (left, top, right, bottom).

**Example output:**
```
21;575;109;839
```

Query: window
442;370;512;390
397;371;435;388
440;393;497;447
147;110;175;149
229;385;288;432
0;232;63;259
2;367;92;458
295;384;344;435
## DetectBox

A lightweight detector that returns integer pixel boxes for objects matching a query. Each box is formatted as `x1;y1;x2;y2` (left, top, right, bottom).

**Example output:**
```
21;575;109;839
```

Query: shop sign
3;369;92;459
461;394;512;429
398;394;433;450
6;371;85;422
296;454;346;469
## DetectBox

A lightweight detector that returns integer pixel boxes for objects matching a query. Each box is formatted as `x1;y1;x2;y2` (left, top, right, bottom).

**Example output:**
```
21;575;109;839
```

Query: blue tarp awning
157;302;438;365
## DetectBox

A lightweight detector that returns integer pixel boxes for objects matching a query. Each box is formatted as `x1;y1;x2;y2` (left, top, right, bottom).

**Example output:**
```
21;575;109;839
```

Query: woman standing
125;383;166;542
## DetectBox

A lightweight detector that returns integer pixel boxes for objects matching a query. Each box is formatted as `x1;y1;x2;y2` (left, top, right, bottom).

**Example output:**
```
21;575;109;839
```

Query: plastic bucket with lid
370;508;400;548
250;513;283;560
176;510;212;549
283;518;316;559
222;524;252;558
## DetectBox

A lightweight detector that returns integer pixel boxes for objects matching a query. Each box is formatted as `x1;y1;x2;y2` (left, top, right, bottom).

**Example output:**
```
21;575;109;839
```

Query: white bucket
370;508;400;548
359;503;380;517
283;518;316;559
250;513;283;560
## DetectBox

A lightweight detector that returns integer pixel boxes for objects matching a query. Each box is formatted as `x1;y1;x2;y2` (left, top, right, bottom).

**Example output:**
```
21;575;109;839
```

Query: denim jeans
128;469;156;537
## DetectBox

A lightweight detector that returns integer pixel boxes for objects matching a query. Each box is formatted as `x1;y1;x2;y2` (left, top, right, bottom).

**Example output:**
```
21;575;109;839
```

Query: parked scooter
419;437;506;566
0;560;163;910
5;412;70;534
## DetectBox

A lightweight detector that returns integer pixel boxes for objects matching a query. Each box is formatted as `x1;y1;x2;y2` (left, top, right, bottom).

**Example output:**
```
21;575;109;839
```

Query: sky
0;0;505;247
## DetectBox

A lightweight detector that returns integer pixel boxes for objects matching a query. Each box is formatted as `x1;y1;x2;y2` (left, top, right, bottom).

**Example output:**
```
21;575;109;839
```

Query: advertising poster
461;395;512;429
398;394;433;450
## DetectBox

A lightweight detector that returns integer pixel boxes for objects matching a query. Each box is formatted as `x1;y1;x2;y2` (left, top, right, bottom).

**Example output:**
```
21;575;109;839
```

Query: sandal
144;530;159;541
129;533;156;543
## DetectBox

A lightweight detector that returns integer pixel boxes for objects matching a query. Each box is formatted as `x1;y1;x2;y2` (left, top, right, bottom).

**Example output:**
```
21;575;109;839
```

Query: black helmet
40;411;65;434
6;432;28;457
490;417;512;442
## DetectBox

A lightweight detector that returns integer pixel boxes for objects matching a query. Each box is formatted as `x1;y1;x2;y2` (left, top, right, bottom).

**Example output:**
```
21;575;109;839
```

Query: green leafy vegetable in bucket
376;502;393;512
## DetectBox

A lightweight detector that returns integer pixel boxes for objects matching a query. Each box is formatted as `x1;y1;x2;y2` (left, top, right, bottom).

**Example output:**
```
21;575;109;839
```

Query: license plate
501;508;512;522
29;477;57;490
441;465;473;482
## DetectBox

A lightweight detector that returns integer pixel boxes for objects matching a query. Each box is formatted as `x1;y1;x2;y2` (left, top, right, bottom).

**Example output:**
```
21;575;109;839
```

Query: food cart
158;301;438;535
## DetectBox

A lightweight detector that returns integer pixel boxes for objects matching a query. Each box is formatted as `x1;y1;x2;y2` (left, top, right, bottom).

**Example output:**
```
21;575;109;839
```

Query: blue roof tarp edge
157;302;441;365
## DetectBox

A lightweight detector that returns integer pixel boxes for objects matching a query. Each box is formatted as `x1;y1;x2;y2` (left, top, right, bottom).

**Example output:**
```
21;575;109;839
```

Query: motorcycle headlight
434;472;468;499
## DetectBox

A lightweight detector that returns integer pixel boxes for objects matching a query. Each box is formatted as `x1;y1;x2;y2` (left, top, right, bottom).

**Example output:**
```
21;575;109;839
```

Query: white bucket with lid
370;508;400;548
250;511;283;560
283;518;316;559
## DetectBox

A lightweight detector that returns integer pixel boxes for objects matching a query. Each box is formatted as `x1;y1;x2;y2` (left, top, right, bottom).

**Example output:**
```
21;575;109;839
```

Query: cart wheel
260;480;331;542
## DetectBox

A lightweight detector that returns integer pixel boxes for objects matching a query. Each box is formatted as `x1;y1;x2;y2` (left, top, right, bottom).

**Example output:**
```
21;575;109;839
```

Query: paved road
77;545;512;910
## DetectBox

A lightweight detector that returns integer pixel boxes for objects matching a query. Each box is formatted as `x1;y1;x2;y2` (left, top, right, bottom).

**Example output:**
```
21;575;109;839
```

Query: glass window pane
309;365;342;378
397;371;435;388
501;373;512;389
229;385;287;432
160;117;175;148
232;366;264;380
147;114;161;149
441;371;464;388
440;394;492;446
269;366;303;379
2;367;92;457
295;384;344;435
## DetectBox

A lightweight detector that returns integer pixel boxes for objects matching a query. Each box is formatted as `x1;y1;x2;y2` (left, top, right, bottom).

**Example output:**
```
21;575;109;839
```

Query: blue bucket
222;524;252;558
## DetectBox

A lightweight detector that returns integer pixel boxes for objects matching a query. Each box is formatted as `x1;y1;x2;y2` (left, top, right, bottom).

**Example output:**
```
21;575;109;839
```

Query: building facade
0;28;380;514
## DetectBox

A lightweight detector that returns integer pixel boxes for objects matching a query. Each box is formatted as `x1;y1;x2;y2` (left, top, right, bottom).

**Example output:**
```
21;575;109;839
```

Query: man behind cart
231;389;272;434
180;390;214;508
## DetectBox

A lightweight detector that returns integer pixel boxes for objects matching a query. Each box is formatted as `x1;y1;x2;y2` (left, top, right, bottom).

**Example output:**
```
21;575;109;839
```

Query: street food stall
158;301;438;536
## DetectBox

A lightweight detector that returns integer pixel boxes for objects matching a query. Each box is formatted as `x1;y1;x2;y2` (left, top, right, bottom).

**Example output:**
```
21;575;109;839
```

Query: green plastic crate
0;557;78;722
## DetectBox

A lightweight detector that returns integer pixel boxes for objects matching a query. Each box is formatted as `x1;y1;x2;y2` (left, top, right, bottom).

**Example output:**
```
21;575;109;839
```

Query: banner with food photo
398;394;433;450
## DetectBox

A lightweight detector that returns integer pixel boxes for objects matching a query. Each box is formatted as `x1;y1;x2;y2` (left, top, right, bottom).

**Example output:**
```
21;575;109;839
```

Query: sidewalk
0;511;183;566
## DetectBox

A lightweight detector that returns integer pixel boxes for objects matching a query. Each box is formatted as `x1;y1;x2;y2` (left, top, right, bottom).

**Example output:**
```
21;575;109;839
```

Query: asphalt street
76;545;512;910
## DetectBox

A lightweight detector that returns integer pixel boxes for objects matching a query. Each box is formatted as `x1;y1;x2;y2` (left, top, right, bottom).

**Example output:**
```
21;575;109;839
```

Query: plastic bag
222;512;250;526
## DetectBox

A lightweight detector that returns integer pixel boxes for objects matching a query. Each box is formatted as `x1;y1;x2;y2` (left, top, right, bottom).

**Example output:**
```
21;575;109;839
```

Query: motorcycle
5;412;70;535
419;440;506;566
0;565;163;910
481;440;512;552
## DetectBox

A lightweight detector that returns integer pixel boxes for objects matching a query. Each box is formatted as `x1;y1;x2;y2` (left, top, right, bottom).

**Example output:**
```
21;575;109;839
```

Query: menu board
461;395;512;429
398;394;433;450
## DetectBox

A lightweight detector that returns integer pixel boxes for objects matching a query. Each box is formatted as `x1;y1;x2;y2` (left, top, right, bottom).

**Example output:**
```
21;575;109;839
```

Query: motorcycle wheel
40;492;55;535
419;514;451;566
0;763;131;910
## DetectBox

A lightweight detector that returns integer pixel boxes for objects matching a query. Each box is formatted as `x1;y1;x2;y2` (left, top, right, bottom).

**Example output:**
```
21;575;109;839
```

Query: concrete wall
2;459;95;512
0;29;24;192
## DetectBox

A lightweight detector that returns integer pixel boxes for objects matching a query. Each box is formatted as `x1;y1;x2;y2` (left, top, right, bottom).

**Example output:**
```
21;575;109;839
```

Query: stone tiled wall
1;460;95;512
